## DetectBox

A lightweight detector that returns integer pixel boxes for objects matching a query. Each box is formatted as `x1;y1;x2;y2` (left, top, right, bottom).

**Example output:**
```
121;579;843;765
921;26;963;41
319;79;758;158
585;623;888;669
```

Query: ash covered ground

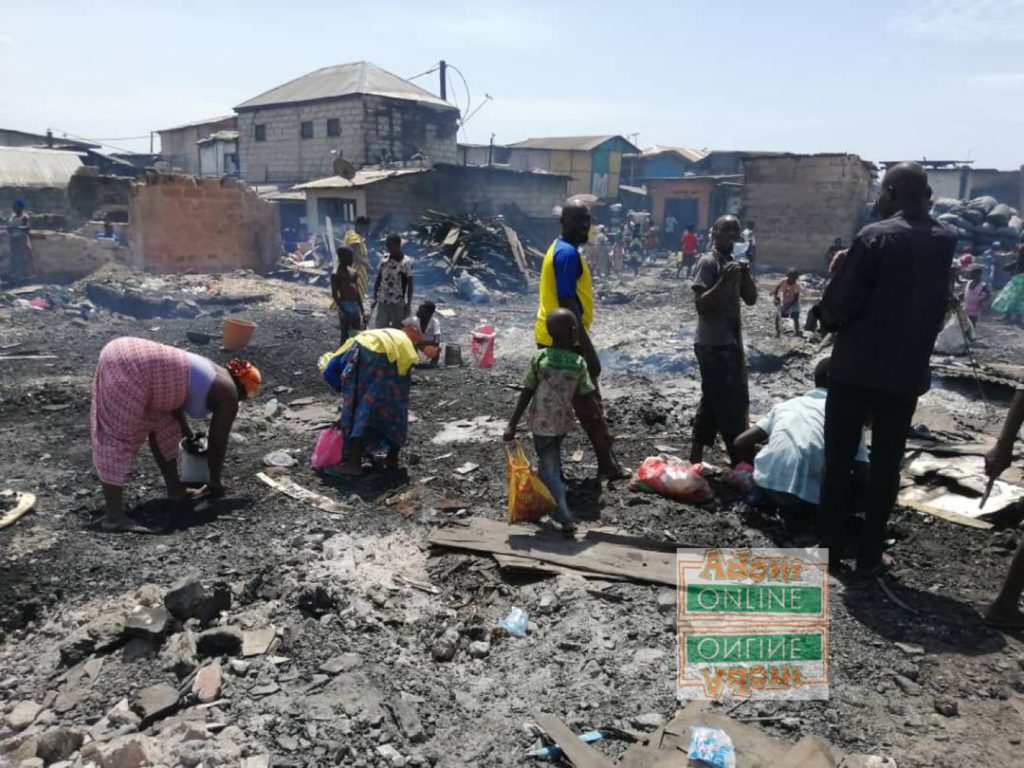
2;262;1024;767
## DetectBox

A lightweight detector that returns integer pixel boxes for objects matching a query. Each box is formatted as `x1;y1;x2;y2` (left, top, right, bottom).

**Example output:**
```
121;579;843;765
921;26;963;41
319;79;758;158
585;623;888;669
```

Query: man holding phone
689;215;758;466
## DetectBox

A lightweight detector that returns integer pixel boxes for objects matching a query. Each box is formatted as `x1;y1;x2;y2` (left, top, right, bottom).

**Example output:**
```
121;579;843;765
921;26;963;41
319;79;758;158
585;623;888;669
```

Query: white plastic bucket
178;437;210;484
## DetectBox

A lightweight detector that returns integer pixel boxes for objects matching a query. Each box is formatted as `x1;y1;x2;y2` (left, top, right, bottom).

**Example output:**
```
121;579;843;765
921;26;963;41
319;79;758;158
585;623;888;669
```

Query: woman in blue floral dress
320;328;417;476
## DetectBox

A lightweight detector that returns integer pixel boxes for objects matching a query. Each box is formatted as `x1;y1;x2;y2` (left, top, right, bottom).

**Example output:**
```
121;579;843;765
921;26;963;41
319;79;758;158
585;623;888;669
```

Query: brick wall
237;95;458;184
742;154;874;273
128;174;280;274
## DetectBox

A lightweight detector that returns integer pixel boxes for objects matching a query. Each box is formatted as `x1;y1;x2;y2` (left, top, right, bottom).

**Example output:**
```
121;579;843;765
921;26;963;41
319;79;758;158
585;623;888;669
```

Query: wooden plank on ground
427;517;678;587
492;553;625;581
905;439;996;457
534;714;616;768
900;497;994;530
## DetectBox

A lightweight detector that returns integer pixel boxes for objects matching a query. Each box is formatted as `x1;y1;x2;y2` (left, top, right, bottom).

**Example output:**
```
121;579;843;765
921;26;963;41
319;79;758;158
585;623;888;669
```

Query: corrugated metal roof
158;115;237;133
0;146;83;188
236;62;455;112
294;167;430;190
0;127;101;150
644;173;743;183
507;135;638;152
641;145;709;163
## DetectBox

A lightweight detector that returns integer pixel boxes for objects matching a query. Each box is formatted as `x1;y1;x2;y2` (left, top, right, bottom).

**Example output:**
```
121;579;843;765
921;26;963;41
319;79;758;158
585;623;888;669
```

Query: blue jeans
534;434;572;525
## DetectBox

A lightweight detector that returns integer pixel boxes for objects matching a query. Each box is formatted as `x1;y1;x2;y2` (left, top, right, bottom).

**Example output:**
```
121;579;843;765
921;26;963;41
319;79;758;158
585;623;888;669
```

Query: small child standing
962;265;990;328
331;247;366;345
504;308;595;532
774;269;803;338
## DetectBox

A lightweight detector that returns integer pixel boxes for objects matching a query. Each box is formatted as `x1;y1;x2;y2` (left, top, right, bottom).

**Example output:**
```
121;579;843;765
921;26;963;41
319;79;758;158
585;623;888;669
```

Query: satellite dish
334;157;356;180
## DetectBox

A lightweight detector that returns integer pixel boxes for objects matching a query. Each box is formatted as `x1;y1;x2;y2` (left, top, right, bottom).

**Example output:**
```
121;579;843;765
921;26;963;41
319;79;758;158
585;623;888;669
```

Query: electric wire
47;128;140;155
405;66;438;82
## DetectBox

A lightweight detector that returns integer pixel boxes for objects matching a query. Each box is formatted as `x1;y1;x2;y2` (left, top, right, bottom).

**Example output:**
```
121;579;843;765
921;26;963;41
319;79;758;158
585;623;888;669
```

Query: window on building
300;121;314;139
254;124;266;142
326;118;341;137
317;197;357;227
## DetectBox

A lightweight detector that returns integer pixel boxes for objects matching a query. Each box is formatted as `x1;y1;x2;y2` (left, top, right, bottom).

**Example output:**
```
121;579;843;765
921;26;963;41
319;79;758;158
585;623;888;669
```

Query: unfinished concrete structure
235;62;459;184
128;174;280;274
742;153;875;272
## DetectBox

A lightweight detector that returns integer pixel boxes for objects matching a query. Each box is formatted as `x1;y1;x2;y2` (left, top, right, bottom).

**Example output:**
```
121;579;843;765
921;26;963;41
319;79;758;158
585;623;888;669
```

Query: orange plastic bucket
222;317;257;351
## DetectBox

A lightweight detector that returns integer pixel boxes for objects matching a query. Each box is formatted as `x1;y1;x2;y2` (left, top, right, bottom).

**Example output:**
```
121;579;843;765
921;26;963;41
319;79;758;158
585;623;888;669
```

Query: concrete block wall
970;167;1024;210
364;175;432;229
238;95;458;184
742;154;874;273
0;231;134;280
359;168;566;230
0;187;67;215
128;174;280;274
433;167;566;218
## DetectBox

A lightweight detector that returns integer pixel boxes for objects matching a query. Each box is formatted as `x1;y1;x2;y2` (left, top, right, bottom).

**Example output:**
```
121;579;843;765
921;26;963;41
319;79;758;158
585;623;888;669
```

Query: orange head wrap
226;359;261;398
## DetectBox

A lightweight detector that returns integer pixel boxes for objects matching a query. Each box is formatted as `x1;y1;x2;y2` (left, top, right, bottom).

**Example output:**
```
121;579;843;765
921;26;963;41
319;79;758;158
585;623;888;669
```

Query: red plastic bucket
470;324;496;368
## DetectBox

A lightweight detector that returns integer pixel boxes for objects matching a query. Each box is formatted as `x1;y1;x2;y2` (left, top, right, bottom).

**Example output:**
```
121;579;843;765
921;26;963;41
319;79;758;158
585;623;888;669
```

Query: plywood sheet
428;518;678;587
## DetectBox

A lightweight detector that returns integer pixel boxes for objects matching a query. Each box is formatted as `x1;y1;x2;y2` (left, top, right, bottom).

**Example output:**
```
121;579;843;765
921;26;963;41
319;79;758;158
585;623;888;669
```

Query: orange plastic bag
506;440;557;523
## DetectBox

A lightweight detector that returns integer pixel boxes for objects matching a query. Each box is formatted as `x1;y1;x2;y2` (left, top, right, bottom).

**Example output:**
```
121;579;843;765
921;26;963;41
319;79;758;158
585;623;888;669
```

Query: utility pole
439;60;447;101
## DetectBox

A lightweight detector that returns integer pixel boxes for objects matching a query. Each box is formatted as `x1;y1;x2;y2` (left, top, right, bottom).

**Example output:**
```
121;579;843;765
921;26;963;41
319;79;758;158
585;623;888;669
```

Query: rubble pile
412;211;541;293
932;196;1022;253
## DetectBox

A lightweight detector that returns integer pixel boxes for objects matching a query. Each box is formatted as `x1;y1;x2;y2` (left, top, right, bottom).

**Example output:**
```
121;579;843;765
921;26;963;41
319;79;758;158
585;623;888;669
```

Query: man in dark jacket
818;162;956;574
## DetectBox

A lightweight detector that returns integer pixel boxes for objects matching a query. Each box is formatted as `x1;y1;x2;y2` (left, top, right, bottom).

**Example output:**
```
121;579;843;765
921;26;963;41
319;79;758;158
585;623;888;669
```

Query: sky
2;0;1023;168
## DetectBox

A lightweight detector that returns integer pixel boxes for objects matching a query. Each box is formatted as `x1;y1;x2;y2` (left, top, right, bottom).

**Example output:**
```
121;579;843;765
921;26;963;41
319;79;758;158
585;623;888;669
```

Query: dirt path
2;264;1023;767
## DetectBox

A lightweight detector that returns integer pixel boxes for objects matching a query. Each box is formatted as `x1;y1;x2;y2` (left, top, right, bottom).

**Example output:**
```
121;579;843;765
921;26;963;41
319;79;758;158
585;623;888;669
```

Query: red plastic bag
311;427;344;470
629;456;713;503
729;462;755;494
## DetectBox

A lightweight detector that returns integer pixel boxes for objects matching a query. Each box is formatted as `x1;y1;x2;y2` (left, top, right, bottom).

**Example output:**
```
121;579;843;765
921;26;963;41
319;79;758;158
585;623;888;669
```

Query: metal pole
439;60;447;101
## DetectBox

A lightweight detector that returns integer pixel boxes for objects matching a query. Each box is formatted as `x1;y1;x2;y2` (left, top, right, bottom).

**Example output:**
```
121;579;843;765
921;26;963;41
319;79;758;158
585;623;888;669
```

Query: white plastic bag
933;315;971;355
